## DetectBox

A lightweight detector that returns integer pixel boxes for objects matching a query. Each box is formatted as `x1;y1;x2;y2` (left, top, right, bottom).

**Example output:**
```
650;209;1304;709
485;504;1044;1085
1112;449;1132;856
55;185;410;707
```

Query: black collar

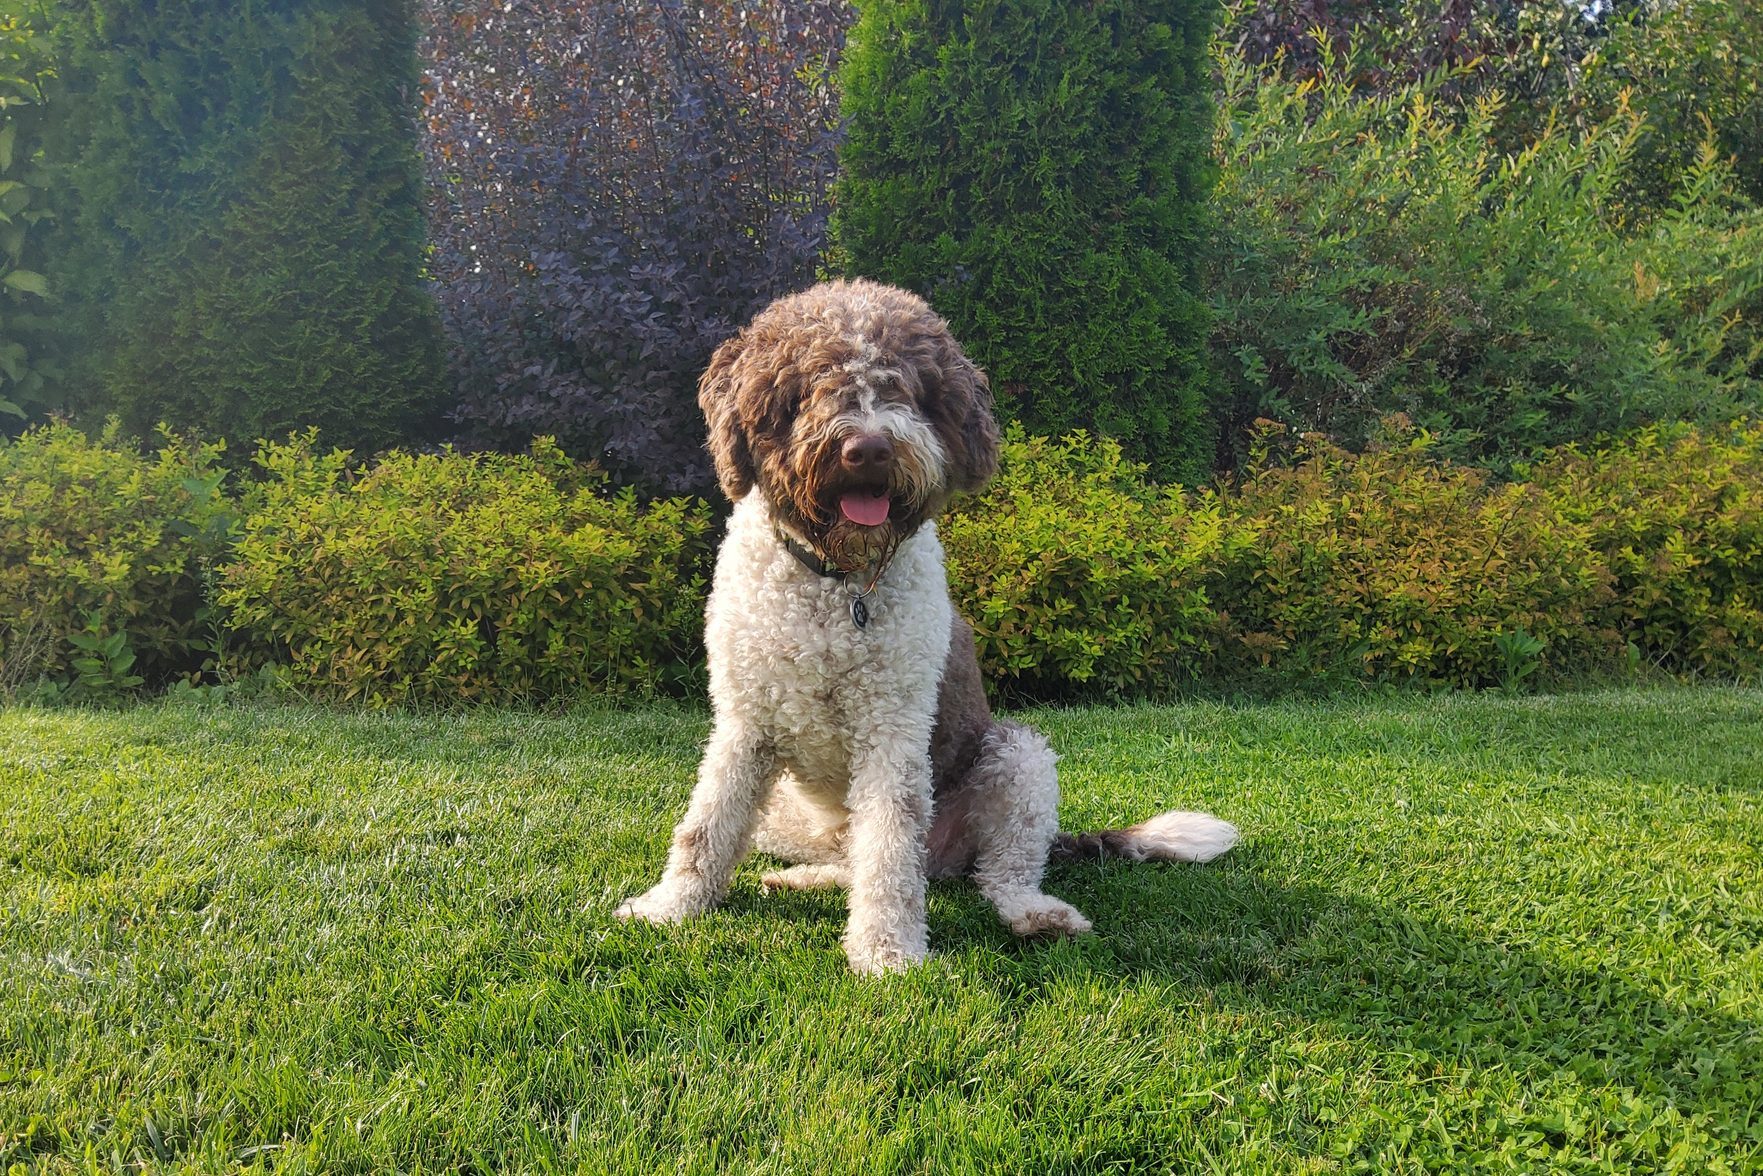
776;528;847;579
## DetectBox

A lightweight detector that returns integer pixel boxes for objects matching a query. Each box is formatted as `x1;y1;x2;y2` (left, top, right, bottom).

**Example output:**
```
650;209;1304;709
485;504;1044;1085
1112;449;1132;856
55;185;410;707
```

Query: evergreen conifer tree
835;0;1219;483
46;0;443;453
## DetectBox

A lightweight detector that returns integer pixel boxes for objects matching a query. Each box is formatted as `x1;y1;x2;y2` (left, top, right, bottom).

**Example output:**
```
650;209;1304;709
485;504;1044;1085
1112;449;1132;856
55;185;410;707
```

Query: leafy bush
835;0;1218;485
1223;0;1761;209
0;421;232;695
943;428;1239;696
216;436;713;704
45;0;444;455
1216;422;1619;687
1582;0;1763;207
0;5;57;428
1531;421;1763;678
420;0;850;494
9;423;1756;707
1209;47;1763;471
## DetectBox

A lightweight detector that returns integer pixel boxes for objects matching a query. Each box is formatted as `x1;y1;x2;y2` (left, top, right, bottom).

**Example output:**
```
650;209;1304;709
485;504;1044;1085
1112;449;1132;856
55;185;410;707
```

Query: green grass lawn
2;689;1760;1173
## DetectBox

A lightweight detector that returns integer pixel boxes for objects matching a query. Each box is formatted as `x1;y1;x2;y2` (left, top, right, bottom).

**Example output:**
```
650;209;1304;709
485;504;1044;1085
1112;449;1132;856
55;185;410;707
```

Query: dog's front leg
842;739;933;974
615;721;777;924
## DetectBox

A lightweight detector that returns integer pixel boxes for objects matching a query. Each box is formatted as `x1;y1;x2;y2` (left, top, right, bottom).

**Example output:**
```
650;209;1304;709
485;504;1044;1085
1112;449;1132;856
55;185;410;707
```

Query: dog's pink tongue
839;492;892;527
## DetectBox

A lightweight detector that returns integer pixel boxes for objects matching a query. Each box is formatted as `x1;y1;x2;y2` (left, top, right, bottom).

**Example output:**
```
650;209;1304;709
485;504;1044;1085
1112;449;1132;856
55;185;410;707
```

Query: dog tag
850;596;869;628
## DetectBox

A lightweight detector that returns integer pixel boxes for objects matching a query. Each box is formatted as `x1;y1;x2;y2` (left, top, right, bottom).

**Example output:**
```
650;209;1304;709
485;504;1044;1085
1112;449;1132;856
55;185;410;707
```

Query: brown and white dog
616;279;1237;973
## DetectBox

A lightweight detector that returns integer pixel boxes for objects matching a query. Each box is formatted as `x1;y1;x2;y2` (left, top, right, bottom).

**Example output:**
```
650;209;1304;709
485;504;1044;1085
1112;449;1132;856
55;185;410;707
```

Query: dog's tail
1051;810;1239;863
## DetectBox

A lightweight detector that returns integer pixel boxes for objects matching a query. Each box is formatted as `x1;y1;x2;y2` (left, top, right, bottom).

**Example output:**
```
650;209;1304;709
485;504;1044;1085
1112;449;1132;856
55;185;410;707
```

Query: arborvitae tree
46;0;444;454
835;0;1218;483
0;7;57;432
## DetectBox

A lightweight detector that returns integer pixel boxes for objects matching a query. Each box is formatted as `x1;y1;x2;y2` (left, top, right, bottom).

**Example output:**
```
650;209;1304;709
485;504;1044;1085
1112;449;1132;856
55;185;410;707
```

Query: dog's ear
699;334;756;501
939;352;1001;494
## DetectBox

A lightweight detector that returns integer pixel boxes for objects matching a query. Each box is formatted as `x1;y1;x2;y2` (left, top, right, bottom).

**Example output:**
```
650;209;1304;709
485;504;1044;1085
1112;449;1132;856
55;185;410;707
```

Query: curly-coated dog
616;279;1237;973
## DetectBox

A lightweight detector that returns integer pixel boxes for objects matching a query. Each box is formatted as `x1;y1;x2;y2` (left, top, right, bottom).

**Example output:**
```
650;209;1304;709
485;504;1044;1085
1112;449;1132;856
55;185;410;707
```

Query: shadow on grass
743;848;1759;1141
929;853;1755;1131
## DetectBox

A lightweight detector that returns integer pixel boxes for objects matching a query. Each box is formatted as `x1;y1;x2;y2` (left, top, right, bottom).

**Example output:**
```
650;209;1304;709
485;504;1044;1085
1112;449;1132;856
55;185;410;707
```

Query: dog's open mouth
837;486;892;527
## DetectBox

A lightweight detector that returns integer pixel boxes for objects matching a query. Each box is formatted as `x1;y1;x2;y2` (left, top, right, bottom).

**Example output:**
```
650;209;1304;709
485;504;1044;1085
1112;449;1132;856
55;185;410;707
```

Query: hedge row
3;419;1759;703
949;420;1761;693
219;435;713;704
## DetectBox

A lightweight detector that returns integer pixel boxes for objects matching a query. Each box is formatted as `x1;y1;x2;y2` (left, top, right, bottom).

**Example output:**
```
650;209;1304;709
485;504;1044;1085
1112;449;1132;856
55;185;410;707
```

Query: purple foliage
1226;0;1618;96
420;0;852;493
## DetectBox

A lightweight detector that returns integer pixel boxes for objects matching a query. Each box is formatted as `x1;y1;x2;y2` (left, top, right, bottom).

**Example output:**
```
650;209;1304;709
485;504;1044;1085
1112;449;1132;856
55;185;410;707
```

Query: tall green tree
46;0;443;453
0;5;57;430
834;0;1219;484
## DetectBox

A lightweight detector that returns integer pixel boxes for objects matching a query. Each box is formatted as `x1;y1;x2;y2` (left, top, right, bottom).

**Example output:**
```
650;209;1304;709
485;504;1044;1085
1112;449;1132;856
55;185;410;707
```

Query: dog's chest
706;508;953;789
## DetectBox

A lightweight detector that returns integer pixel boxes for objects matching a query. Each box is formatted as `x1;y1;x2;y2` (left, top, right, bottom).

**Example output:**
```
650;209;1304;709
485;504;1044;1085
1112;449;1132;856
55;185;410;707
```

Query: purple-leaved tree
421;0;851;493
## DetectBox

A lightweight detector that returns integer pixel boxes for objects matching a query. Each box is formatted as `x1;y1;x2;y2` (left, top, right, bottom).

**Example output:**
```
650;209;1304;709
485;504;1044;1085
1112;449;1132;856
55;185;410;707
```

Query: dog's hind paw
761;863;851;892
1000;893;1093;939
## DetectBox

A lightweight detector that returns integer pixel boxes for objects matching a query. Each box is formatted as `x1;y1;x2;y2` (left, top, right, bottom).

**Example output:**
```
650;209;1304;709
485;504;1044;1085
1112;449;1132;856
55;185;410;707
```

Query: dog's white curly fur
615;279;1237;974
617;496;964;971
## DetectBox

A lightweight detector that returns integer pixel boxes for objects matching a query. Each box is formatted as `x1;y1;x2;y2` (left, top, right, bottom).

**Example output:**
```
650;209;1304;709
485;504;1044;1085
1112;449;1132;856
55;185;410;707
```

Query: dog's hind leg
754;778;851;891
615;720;778;924
966;722;1093;938
760;862;851;891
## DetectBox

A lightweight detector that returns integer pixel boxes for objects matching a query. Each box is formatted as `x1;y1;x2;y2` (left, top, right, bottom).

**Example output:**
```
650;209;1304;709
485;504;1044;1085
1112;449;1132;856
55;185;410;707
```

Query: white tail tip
1126;810;1240;863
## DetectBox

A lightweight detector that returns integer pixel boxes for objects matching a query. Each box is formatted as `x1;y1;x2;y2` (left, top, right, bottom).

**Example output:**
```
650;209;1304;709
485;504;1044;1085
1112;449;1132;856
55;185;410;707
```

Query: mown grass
2;688;1760;1173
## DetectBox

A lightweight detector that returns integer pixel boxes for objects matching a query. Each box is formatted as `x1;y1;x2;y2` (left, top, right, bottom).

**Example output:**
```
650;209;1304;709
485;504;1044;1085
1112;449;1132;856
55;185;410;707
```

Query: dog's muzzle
836;432;895;527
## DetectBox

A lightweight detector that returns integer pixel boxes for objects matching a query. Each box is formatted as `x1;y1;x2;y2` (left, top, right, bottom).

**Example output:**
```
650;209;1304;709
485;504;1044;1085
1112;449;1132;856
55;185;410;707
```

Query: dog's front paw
844;939;930;975
614;882;703;925
842;920;930;975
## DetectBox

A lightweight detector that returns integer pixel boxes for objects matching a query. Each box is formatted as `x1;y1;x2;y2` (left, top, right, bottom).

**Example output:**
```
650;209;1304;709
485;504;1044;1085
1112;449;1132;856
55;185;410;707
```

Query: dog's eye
870;380;917;409
907;379;941;410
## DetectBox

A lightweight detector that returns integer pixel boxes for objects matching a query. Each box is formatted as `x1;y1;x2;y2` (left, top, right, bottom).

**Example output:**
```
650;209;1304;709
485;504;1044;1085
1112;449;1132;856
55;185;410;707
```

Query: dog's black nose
841;432;895;470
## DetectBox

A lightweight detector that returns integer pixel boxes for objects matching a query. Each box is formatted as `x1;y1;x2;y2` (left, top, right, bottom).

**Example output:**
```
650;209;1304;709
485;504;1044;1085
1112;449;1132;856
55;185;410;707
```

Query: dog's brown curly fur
699;280;999;569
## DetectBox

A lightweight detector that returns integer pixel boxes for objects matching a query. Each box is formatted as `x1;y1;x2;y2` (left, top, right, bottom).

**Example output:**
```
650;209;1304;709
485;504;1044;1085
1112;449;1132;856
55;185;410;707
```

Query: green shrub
0;420;232;695
835;0;1219;484
1582;0;1763;207
941;423;1761;695
216;436;713;705
943;428;1238;696
10;423;1756;706
1215;422;1619;687
1531;421;1763;678
1209;45;1763;471
44;0;444;455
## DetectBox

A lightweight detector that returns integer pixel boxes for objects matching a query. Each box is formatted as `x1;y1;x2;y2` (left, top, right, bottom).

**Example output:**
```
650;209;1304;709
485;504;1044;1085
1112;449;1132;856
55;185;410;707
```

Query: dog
615;279;1238;973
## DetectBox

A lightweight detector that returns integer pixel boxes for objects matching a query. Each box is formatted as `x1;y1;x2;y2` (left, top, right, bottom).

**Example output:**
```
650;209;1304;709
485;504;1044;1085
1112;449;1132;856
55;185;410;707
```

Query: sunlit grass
2;688;1759;1172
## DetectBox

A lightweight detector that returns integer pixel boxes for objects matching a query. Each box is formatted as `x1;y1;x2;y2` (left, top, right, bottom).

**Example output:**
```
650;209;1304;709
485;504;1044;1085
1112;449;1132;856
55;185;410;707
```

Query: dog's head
699;279;1000;571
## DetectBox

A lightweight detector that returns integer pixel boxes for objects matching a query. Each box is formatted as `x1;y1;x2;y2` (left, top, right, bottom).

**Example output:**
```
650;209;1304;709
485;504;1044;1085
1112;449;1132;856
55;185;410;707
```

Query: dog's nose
841;432;895;470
